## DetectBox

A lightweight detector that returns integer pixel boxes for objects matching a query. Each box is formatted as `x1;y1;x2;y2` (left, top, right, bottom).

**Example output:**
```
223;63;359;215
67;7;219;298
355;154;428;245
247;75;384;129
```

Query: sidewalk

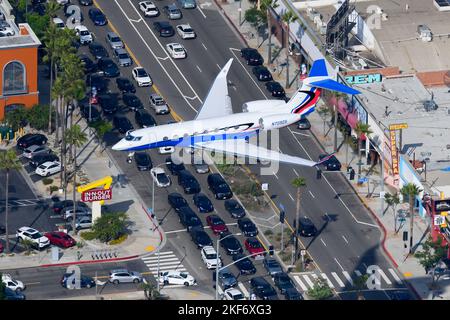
0;114;164;270
214;0;439;299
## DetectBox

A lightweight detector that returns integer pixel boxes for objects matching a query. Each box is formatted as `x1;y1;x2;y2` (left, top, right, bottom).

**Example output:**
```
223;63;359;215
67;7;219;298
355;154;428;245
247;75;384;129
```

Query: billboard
81;188;112;202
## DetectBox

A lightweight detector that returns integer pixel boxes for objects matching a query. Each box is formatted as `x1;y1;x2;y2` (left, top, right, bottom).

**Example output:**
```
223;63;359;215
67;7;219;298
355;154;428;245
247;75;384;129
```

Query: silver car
63;206;92;220
113;48;133;67
109;269;143;284
149;94;170;114
194;160;210;174
75;216;92;230
106;32;124;50
163;4;182;20
23;145;51;159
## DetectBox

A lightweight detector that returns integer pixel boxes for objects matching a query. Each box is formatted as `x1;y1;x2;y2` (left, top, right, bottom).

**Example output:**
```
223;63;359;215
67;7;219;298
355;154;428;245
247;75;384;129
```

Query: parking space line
238;282;249;298
302;275;314;288
321;273;334;289
342;271;353;286
388;268;402;283
377;269;392;285
293;275;308;291
331;272;346;288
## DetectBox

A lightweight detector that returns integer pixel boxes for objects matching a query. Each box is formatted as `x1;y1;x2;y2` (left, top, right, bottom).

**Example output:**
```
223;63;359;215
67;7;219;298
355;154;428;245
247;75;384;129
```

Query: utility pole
156;245;160;293
334;104;338;152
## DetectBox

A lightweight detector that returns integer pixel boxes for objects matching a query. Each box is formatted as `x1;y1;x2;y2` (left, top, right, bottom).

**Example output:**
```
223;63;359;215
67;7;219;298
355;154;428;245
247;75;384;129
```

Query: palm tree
331;91;346;152
401;183;422;254
384;192;400;233
0;150;21;253
45;0;61;21
281;10;298;88
140;281;161;300
260;0;278;65
354;122;372;177
65;125;87;234
291;177;306;260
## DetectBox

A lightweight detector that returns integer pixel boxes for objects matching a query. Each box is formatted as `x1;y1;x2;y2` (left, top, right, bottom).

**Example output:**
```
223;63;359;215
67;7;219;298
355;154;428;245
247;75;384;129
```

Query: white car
139;1;160;17
2;274;25;292
223;288;245;300
158;146;174;154
159;270;196;286
166;43;186;59
56;0;69;4
150;167;171;188
0;26;15;36
74;25;93;45
201;246;222;269
16;227;50;249
35;161;62;177
132;67;152;87
52;17;65;29
176;24;196;39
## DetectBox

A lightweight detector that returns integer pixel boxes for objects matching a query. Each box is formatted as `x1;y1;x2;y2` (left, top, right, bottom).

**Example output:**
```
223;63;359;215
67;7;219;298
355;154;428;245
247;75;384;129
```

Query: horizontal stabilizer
309;79;361;95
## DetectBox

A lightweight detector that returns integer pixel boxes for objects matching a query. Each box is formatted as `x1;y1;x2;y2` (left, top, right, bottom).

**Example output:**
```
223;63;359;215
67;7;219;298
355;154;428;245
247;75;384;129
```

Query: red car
206;214;229;235
244;237;265;258
0;242;3;253
44;231;76;248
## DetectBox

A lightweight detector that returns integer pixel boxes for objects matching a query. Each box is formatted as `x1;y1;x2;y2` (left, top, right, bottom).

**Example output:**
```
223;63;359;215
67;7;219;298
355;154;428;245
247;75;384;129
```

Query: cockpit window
125;134;142;141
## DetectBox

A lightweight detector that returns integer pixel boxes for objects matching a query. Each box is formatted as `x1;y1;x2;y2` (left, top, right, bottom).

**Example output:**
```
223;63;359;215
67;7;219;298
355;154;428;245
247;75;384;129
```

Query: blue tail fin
309;59;328;77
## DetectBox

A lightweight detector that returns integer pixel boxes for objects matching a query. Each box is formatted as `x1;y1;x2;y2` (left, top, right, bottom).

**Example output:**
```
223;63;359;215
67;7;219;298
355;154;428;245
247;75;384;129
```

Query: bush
109;234;128;245
80;231;97;241
42;178;53;185
92;212;128;243
27;104;50;131
49;185;59;193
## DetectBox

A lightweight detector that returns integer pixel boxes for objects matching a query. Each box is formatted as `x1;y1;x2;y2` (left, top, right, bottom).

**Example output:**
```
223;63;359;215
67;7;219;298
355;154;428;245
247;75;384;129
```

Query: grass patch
80;231;96;241
42;178;53;185
108;234;128;245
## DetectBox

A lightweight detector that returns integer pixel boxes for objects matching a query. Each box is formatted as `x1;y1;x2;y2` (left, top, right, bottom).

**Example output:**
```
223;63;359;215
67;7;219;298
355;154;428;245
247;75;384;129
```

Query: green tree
244;7;264;29
317;106;331;136
0;150;21;253
140;282;161;300
92;212;128;243
45;0;61;20
353;274;368;300
354;122;372;176
401;183;422;254
64;124;87;234
27;104;50;131
281;9;298;88
92;120;113;152
415;237;448;286
291;177;306;261
4;107;28;131
331;92;346;152
307;277;333;300
384;192;400;233
20;238;35;255
260;0;278;64
25;13;49;38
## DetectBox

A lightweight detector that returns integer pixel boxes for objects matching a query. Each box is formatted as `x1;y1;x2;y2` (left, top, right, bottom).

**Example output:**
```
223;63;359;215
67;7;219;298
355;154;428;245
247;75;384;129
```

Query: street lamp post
215;233;241;300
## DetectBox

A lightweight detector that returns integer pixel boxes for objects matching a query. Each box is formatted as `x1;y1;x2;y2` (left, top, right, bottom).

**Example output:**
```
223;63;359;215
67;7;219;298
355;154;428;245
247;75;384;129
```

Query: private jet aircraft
112;58;360;167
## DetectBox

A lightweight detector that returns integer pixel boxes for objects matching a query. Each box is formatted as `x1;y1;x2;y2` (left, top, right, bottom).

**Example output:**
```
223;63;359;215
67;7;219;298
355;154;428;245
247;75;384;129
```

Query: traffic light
316;168;322;179
280;211;285;224
269;245;274;256
403;231;408;242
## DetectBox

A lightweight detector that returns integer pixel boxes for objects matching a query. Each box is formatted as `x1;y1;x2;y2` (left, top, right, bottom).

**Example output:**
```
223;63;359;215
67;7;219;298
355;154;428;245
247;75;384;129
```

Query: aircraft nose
112;139;126;151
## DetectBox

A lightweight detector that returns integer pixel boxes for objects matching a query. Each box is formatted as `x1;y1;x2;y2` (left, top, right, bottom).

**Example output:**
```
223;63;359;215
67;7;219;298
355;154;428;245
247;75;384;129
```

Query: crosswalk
141;250;187;275
293;268;403;292
0;199;46;207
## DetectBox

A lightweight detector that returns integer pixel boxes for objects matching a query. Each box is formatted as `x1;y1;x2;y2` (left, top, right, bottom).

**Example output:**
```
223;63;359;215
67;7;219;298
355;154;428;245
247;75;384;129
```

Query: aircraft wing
194;139;320;167
195;59;234;120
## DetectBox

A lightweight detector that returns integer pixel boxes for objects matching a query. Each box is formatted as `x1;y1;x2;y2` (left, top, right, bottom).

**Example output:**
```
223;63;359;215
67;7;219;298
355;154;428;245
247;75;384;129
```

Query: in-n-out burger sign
81;188;112;202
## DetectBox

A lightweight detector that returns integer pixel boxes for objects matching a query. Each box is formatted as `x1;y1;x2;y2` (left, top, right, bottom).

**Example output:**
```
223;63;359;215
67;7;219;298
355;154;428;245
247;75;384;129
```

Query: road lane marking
293;276;308;291
196;4;207;18
273;172;279;179
164;229;188;234
377;269;392;285
146;261;182;267
291;131;310;137
342;235;349;244
293;168;299;176
129;18;142;23
342;271;353;286
238;282;249;298
302;275;314;288
331;272;345;288
216;64;221;70
288;193;295;202
309;190;315;198
24;282;41;286
320;238;327;247
334;258;345;272
202;42;208;51
321;273;334;288
388;268;402;283
196;65;202;73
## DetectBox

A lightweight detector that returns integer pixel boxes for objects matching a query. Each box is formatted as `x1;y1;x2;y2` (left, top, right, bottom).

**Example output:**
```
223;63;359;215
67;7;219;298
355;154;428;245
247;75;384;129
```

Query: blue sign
345;74;382;85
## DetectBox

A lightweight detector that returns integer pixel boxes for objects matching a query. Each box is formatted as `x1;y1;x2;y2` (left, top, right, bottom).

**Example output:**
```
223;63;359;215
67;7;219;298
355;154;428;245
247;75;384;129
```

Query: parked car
237;217;258;237
223;288;245;300
253;66;273;81
158;146;174;154
2;274;25;292
263;257;283;276
135;109;157;128
189;228;212;248
113;116;134;134
79;0;93;5
61;273;95;289
16;227;50;249
74;216;93;230
193;193;214;213
139;1;160;17
241;47;263;66
207;173;232;199
166;156;185;175
284;287;303;300
178;206;203;231
176;24;196;39
219;232;243;255
218;270;237;289
163;4;182;20
132;67;152;86
178;170;201;194
86;74;108;92
298;216;317;237
166;42;186;59
88;8;107;26
297;117;311;130
23;145;51;159
113;48;133;67
109;269;143;284
98;95;118;114
79;54;97;73
201;246;221;269
273;272;295;294
52;17;65;29
122;93;143;111
151;167;171;187
265;81;285;98
233;253;256;275
116;77;136;93
17;133;47;150
206;214;229;235
149;94;170;114
250;277;278;300
97;58;120;77
319;153;342;171
80;104;102;123
44;231;76;248
224;199;245;218
153;21;175;37
74;25;93;45
194;160;209;174
4;287;25;300
52;200;88;214
159;270;195;286
177;0;196;9
63;206;92;220
35;161;62;177
167;192;188;212
106;32;124;50
134;151;152;171
89;42;109;59
244;237;265;258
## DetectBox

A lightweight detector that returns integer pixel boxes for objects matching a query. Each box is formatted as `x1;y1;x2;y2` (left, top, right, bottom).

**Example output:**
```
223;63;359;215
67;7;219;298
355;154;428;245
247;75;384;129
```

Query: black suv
319;154;342;171
252;66;273;81
80;104;102;123
166;156;185;175
97;58;120;77
86;74;108;93
134;151;152;171
153;21;175;37
79;54;97;73
273;272;295;294
98;95;118;114
224;199;245;219
178;170;201;194
189;228;213;248
30;153;59;168
240;47;263;66
219;232;243;255
135;109;157;128
265;81;285;98
122;93;143;111
89;42;109;59
178;206;203;231
113;116;133;134
298;217;317;237
233;253;257;275
17;133;47;150
193;193;214;213
207;173;232;199
249;277;278;300
116;77;136;93
167;193;188;212
237;217;258;237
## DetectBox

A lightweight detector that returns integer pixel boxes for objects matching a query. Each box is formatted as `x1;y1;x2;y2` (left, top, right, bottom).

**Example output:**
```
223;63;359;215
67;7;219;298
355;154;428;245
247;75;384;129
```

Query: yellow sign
389;123;408;131
390;130;399;175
